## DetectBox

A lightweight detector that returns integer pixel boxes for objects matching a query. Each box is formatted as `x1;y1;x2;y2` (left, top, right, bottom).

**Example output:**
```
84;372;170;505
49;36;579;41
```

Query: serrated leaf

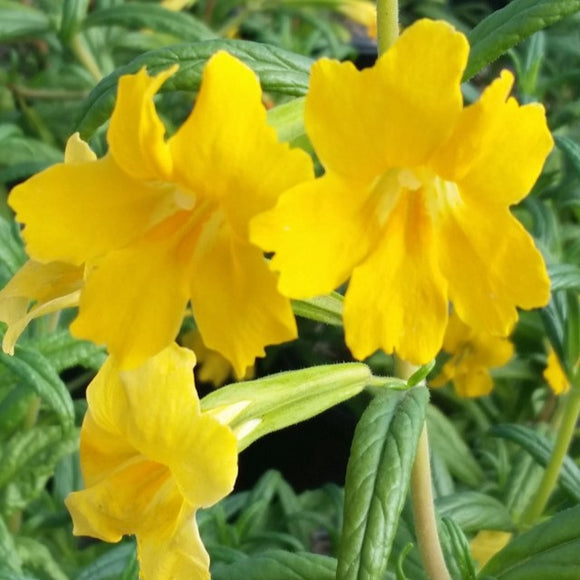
436;492;513;533
0;1;52;41
83;3;215;42
211;550;336;580
480;505;580;578
465;0;580;80
556;135;580;177
491;423;580;502
427;405;485;487
0;346;74;430
548;263;580;292
76;41;313;138
0;384;36;438
337;387;429;580
291;292;343;327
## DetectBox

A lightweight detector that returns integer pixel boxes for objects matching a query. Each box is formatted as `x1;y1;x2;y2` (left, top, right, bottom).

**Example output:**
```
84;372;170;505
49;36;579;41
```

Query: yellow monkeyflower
544;347;570;395
10;51;313;376
65;344;238;580
431;312;514;397
181;328;255;387
0;134;95;352
252;19;552;365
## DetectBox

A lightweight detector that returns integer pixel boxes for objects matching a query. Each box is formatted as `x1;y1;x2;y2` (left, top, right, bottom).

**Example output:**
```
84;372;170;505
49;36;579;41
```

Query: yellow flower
0;260;83;353
181;328;254;388
65;344;238;580
251;19;552;365
0;134;95;353
338;0;377;38
10;51;313;376
431;312;514;397
470;530;511;569
544;347;570;395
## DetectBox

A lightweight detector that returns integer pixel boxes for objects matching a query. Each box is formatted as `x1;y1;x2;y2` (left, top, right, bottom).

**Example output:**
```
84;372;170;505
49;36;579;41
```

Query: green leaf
267;97;306;144
436;492;513;533
0;426;77;512
439;517;477;580
0;346;74;431
555;135;580;178
291;292;343;327
0;515;21;572
491;423;580;502
336;387;429;580
408;360;436;388
76;41;313;138
76;542;136;580
0;1;52;41
427;405;485;487
211;550;336;580
0;133;62;168
15;536;67;580
548;263;580;292
0;384;36;439
0;214;26;281
504;450;545;523
27;330;105;373
59;0;89;43
83;3;215;42
480;505;580;578
201;363;370;451
465;0;580;81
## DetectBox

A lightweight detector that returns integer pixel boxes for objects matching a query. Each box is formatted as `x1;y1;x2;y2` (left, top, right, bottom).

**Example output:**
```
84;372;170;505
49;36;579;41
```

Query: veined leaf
0;1;52;41
491;423;580;502
548;263;580;293
76;41;313;138
211;550;336;580
480;505;580;578
83;3;215;42
0;346;74;431
555;135;580;178
465;0;580;80
336;387;429;580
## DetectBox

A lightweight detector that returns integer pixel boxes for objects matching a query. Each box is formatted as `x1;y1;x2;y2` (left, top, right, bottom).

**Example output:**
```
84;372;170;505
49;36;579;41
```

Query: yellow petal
431;70;553;205
439;199;550;335
453;368;493;398
169;51;314;238
344;190;448;364
10;155;177;265
0;260;83;353
305;19;467;180
70;214;191;369
471;530;511;569
190;214;296;377
64;133;97;163
181;329;234;387
108;66;176;181
251;174;379;299
137;506;210;580
544;348;570;395
86;345;238;508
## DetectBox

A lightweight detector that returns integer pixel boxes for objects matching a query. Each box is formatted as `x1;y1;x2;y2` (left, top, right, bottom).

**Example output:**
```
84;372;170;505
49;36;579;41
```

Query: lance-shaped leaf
465;0;580;81
480;504;580;578
200;363;371;451
336;387;429;580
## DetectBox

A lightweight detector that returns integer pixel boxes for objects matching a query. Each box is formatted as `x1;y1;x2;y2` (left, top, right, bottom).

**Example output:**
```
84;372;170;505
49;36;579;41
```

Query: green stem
412;425;451;580
70;34;103;82
397;357;451;580
376;0;399;55
521;387;580;528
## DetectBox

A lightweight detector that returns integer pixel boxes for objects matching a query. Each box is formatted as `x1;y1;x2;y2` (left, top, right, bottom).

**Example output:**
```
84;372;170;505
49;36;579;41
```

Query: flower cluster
1;18;553;579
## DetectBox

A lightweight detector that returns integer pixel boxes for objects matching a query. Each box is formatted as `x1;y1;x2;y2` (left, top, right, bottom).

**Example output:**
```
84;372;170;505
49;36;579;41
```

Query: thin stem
376;0;399;55
412;426;451;580
396;357;450;580
520;387;580;528
70;35;103;82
